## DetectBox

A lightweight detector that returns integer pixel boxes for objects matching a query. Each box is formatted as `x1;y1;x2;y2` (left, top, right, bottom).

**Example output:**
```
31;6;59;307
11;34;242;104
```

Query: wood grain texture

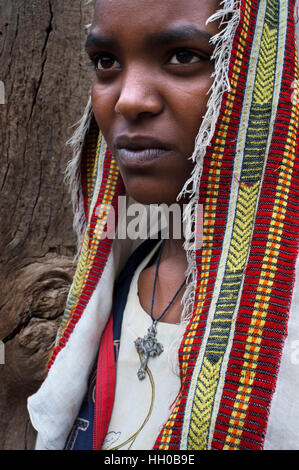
0;0;94;449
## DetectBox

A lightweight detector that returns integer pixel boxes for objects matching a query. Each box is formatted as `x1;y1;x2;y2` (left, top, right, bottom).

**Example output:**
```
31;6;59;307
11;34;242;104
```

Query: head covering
28;0;299;450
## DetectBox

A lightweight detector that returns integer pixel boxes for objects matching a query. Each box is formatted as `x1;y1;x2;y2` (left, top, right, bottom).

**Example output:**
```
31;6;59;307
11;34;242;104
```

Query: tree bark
0;0;93;450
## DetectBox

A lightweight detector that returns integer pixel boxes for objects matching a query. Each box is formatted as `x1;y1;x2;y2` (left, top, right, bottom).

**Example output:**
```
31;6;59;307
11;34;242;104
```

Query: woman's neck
161;204;186;261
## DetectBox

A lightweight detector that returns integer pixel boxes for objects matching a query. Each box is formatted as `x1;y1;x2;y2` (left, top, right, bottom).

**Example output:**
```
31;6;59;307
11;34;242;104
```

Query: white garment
102;240;183;450
264;254;299;450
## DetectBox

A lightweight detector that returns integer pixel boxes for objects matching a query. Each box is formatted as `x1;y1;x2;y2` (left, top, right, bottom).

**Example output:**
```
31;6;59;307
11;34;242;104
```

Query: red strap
93;314;116;450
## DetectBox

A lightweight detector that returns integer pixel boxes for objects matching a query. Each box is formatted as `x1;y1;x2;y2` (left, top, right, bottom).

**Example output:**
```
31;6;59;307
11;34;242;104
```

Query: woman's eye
169;50;201;65
94;54;121;71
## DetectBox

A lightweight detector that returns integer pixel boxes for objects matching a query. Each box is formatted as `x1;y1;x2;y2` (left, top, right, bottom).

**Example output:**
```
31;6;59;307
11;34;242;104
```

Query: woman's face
87;0;219;205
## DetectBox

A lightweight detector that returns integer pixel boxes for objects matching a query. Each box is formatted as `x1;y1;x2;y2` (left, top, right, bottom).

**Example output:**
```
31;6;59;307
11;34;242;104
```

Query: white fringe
64;96;93;259
177;0;241;328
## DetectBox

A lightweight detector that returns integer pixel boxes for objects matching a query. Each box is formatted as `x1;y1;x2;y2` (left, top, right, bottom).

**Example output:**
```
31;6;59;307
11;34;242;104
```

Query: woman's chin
124;184;181;206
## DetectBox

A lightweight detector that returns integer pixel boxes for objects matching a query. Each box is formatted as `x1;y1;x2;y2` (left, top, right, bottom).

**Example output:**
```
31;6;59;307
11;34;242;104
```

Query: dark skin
87;0;219;324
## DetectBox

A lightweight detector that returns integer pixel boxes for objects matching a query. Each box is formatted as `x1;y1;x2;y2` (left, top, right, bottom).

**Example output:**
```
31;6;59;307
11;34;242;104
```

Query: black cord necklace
134;239;186;380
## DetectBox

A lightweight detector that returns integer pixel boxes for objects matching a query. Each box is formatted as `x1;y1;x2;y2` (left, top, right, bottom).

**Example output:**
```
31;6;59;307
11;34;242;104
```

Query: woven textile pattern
46;0;299;450
154;0;299;450
48;124;125;368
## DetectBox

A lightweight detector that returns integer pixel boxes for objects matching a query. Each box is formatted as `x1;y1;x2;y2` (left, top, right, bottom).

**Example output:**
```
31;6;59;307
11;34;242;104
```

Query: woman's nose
114;67;163;121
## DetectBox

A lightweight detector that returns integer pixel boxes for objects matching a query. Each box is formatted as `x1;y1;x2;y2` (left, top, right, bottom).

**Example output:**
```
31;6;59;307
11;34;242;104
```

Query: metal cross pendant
134;323;164;380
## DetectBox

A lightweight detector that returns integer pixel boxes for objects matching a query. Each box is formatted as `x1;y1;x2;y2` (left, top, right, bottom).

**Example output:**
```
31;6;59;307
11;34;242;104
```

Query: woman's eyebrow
85;25;213;52
85;32;117;51
148;25;213;47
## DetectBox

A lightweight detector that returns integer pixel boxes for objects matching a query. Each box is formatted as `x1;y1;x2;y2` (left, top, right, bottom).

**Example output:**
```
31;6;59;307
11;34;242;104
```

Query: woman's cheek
91;81;115;133
170;71;213;117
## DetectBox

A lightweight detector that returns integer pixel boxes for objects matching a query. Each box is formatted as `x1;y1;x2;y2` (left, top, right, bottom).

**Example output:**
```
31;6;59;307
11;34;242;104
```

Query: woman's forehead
92;0;220;37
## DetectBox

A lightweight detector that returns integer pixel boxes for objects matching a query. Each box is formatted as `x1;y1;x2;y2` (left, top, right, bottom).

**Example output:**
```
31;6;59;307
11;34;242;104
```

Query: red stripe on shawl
48;146;125;369
93;313;115;450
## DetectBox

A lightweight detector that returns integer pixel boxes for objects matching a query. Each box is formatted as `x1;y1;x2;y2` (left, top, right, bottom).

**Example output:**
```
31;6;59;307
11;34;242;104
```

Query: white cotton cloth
263;253;299;450
28;249;116;450
102;240;183;450
27;200;138;451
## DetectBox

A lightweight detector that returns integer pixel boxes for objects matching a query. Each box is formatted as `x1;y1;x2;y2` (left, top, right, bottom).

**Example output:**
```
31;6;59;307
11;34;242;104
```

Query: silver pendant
134;323;163;380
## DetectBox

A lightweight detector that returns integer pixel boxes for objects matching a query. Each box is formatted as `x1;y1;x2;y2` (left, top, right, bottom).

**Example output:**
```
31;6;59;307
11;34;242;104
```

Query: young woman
28;0;299;450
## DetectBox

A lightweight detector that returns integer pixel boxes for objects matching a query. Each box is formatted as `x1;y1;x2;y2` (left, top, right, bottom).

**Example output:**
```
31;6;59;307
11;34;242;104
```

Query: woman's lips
116;148;172;167
114;136;173;168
